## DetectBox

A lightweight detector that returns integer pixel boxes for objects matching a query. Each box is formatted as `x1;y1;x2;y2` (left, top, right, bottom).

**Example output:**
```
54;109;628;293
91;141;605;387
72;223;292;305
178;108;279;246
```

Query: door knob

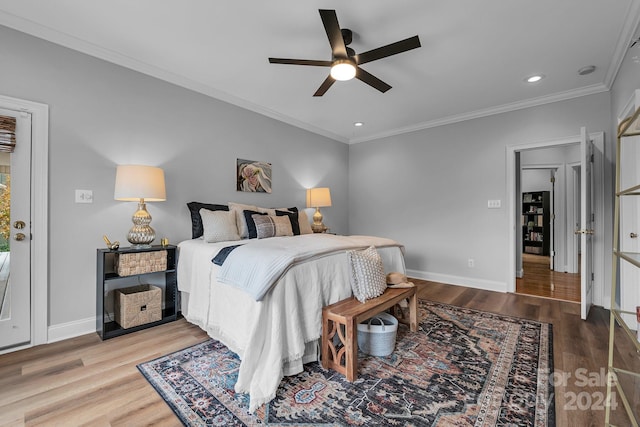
631;232;638;238
14;233;25;241
13;220;25;229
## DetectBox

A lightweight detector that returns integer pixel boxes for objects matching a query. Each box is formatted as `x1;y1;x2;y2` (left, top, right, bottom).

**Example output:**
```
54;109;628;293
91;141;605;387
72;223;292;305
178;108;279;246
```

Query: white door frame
0;94;48;351
506;132;605;306
567;161;581;274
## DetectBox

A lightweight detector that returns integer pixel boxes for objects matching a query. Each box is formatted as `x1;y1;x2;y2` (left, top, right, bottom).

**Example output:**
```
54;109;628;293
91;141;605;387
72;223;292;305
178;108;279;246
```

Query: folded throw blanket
216;234;403;301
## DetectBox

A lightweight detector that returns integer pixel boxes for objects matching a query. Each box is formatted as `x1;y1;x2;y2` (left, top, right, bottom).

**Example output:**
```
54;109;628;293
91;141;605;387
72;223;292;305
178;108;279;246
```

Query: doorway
506;131;605;320
0;95;48;354
516;160;580;303
0;108;32;349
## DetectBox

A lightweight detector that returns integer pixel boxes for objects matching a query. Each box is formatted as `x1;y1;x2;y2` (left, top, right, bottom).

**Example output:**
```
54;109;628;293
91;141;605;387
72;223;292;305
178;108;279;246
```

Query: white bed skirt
181;290;320;375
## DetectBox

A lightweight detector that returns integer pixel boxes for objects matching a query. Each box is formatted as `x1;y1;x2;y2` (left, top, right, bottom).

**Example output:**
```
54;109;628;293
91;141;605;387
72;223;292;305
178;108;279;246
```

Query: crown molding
348;83;610;144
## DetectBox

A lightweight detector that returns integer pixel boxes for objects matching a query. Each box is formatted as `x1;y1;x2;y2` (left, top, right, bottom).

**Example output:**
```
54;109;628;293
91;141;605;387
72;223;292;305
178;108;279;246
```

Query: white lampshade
306;187;332;208
114;165;166;202
330;59;356;81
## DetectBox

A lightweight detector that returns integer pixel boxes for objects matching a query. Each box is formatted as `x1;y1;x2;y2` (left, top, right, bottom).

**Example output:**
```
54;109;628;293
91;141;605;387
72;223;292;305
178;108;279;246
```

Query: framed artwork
237;158;272;193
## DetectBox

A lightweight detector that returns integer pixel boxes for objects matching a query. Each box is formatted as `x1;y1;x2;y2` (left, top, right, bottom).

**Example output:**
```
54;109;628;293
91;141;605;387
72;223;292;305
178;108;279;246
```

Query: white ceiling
1;1;639;143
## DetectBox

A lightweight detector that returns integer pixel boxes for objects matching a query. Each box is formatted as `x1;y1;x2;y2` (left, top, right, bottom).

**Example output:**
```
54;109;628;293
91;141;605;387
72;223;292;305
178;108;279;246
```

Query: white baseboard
48;316;96;343
406;269;507;293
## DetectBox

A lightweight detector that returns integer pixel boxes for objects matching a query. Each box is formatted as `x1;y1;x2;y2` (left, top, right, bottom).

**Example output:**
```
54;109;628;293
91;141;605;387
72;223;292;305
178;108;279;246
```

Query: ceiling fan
268;9;421;96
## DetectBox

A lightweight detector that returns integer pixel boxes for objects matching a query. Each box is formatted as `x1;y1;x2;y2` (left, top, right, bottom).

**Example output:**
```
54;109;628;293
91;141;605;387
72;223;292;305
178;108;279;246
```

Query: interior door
0;108;32;349
579;127;594;320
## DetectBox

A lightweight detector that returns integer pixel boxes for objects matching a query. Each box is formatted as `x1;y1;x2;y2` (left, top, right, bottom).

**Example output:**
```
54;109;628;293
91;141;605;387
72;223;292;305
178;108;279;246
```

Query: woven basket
114;284;162;329
357;312;398;356
116;250;167;276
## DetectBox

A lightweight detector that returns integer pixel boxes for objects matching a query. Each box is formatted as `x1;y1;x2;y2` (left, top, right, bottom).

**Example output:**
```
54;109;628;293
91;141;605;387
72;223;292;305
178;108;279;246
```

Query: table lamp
114;165;166;247
306;187;332;233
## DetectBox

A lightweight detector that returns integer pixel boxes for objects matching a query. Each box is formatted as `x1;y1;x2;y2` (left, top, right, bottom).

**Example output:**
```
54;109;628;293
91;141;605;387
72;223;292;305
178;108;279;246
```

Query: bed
177;203;406;411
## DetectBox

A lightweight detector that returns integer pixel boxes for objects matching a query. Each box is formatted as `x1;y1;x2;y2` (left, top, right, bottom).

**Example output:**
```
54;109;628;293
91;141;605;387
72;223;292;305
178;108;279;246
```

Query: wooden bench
321;287;418;382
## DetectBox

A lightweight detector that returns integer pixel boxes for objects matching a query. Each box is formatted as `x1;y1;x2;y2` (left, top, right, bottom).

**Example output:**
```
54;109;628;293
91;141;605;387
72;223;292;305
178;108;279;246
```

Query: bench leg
345;320;357;382
409;292;418;332
321;311;330;369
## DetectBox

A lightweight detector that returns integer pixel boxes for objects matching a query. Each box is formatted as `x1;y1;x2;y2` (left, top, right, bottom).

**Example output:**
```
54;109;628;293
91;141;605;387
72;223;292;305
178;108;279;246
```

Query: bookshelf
522;191;550;256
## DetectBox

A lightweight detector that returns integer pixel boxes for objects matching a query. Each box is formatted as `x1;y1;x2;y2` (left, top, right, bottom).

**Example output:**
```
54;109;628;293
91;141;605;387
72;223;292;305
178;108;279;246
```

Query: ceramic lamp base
127;202;156;247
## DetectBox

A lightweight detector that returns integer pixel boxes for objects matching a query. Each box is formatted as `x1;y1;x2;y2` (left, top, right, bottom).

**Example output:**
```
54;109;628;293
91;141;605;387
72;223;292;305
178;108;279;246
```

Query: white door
0;108;32;349
579;127;594;320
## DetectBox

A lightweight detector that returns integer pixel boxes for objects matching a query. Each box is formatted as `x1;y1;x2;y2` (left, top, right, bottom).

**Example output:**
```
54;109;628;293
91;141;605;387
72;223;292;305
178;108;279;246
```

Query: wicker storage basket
357;312;398;356
114;284;162;329
116;250;167;276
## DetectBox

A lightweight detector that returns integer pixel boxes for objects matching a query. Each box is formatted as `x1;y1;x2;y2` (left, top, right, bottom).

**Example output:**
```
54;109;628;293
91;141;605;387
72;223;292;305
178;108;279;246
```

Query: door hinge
550;176;556;183
590;153;594;163
591;272;594;281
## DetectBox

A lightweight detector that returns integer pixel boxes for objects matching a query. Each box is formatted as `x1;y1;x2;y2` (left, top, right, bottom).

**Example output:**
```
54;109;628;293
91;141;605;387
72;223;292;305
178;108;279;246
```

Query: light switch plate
75;189;93;203
488;199;501;209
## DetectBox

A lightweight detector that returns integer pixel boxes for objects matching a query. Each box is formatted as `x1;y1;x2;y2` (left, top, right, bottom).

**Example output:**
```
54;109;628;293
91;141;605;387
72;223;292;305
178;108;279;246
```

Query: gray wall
0;25;349;327
521;169;553;193
349;92;612;291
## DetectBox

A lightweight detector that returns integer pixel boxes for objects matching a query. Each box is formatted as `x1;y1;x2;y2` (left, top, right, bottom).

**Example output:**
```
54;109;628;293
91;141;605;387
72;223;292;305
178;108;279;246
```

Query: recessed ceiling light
525;74;545;83
578;65;596;75
354;122;364;127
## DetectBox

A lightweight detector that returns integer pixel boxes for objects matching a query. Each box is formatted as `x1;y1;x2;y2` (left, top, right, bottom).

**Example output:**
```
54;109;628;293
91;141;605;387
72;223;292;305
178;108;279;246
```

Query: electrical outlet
468;258;475;268
75;189;93;203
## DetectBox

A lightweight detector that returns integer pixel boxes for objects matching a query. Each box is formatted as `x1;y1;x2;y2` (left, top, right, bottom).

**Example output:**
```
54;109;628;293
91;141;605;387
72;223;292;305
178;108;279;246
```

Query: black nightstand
96;245;177;340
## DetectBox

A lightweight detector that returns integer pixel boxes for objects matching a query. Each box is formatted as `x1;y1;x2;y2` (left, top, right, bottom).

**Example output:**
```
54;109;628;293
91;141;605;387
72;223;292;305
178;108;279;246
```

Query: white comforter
177;234;406;412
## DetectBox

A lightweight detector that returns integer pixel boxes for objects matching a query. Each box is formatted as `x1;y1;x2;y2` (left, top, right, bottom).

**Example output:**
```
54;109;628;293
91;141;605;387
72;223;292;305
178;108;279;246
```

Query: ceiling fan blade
269;58;332;67
313;75;336;97
355;67;392;93
356;35;421;65
319;9;347;58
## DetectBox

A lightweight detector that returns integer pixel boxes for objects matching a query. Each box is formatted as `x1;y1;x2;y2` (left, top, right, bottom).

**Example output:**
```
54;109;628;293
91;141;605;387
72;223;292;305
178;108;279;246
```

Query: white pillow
228;202;258;239
347;246;387;303
298;210;313;234
200;208;240;243
252;214;294;239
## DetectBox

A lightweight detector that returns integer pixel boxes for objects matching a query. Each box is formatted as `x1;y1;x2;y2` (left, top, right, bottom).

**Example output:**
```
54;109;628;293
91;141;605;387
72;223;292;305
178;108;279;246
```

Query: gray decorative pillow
347;246;387;303
252;214;294;239
298;210;313;234
200;209;240;243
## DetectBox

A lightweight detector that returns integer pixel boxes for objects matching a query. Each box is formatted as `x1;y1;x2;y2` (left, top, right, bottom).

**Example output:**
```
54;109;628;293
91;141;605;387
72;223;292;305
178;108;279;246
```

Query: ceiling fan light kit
268;9;421;96
330;59;356;81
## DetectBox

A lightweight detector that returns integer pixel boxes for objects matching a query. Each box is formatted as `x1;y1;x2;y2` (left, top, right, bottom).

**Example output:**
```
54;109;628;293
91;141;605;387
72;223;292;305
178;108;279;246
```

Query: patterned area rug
138;300;554;426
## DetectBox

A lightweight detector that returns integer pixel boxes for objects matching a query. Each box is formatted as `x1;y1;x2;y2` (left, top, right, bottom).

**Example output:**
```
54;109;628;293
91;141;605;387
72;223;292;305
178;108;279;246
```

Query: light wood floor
516;253;581;303
0;281;637;426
